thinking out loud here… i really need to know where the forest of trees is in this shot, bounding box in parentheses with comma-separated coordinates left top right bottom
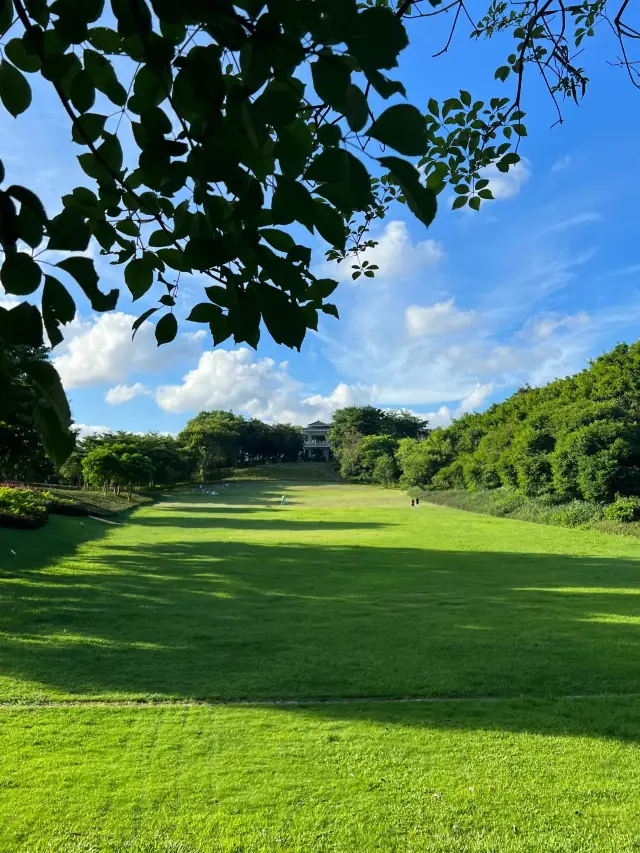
(394, 342, 640, 505)
(55, 414, 303, 493)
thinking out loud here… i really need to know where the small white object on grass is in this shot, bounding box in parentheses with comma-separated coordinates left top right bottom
(10, 549, 16, 556)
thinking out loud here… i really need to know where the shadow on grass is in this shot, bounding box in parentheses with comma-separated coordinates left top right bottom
(3, 507, 640, 743)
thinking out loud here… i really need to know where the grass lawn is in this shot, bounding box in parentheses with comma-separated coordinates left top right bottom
(2, 481, 640, 850)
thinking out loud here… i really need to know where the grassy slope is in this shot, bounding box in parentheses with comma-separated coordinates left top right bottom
(223, 461, 342, 481)
(3, 485, 640, 850)
(47, 486, 154, 515)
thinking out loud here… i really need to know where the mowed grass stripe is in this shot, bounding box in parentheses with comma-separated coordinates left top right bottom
(3, 481, 640, 702)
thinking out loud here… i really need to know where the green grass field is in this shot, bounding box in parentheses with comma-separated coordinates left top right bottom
(2, 481, 640, 851)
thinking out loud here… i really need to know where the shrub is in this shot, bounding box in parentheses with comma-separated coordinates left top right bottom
(604, 495, 640, 522)
(0, 487, 48, 529)
(550, 500, 603, 528)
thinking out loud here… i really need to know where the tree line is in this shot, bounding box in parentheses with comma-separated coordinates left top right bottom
(57, 414, 303, 493)
(386, 342, 640, 505)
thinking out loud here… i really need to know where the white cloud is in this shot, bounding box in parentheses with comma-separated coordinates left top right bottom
(481, 158, 531, 200)
(105, 382, 148, 405)
(528, 312, 590, 341)
(419, 383, 494, 428)
(321, 220, 444, 284)
(155, 347, 372, 425)
(405, 299, 476, 338)
(551, 154, 571, 172)
(75, 424, 112, 439)
(54, 312, 205, 389)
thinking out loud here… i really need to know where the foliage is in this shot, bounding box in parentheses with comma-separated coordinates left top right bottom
(81, 447, 123, 493)
(397, 341, 640, 506)
(0, 0, 529, 463)
(420, 487, 606, 531)
(0, 484, 49, 527)
(603, 495, 640, 523)
(178, 410, 302, 480)
(0, 343, 66, 478)
(371, 453, 398, 485)
(329, 406, 427, 480)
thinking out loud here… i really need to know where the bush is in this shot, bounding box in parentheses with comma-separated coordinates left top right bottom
(604, 495, 640, 522)
(0, 487, 48, 529)
(550, 500, 604, 528)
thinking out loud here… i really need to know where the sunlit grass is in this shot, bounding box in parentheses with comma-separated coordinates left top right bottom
(2, 481, 640, 850)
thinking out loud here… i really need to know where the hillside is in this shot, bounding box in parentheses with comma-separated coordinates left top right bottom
(398, 341, 640, 506)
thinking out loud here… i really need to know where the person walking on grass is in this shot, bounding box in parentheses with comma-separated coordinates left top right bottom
(416, 497, 420, 507)
(411, 498, 415, 509)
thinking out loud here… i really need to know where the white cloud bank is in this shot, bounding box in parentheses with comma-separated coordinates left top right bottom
(405, 299, 476, 338)
(105, 383, 149, 405)
(156, 348, 375, 425)
(54, 312, 205, 389)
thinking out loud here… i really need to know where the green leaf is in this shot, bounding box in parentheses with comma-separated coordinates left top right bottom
(427, 98, 440, 118)
(5, 37, 41, 72)
(317, 124, 342, 147)
(313, 201, 346, 250)
(307, 149, 373, 212)
(322, 303, 339, 319)
(129, 63, 169, 113)
(346, 7, 408, 71)
(156, 247, 191, 272)
(460, 90, 472, 107)
(111, 0, 152, 36)
(47, 208, 91, 251)
(495, 66, 510, 82)
(452, 195, 467, 210)
(256, 283, 306, 349)
(155, 311, 177, 346)
(343, 84, 369, 132)
(0, 60, 32, 117)
(311, 53, 350, 111)
(34, 400, 76, 466)
(364, 68, 406, 99)
(42, 274, 76, 347)
(116, 218, 140, 237)
(84, 49, 127, 105)
(70, 70, 96, 113)
(187, 302, 222, 323)
(87, 26, 121, 52)
(1, 251, 41, 295)
(0, 300, 43, 346)
(272, 177, 315, 232)
(132, 306, 158, 339)
(56, 256, 118, 311)
(0, 0, 13, 37)
(22, 358, 71, 427)
(99, 132, 124, 172)
(366, 104, 427, 157)
(0, 190, 18, 248)
(148, 229, 173, 247)
(513, 123, 528, 137)
(478, 188, 494, 200)
(379, 156, 437, 228)
(125, 256, 154, 300)
(7, 185, 47, 228)
(469, 196, 481, 211)
(71, 112, 106, 144)
(260, 228, 295, 253)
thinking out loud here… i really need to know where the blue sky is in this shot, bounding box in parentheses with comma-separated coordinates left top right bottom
(2, 8, 640, 437)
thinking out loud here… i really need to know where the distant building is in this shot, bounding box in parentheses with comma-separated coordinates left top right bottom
(302, 420, 332, 460)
